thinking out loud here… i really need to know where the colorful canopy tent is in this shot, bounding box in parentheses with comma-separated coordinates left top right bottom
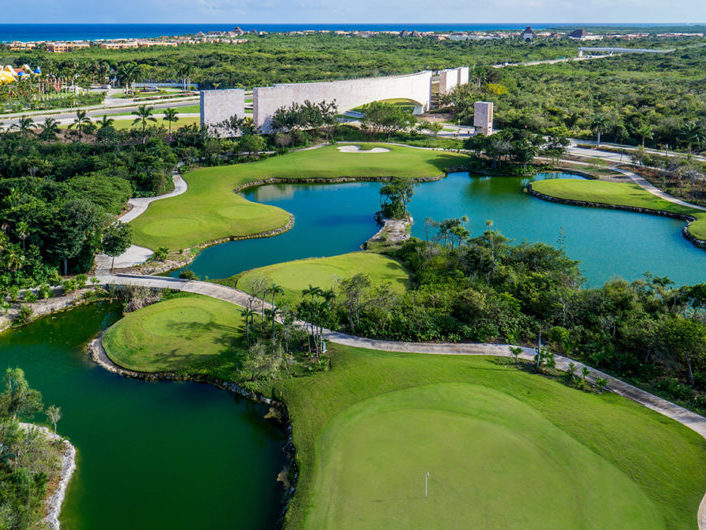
(0, 65, 40, 85)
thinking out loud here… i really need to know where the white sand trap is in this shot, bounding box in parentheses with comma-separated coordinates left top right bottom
(337, 145, 391, 153)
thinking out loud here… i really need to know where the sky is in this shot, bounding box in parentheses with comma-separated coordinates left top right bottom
(6, 0, 706, 24)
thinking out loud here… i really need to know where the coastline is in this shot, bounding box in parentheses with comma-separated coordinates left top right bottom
(18, 423, 77, 530)
(526, 183, 706, 250)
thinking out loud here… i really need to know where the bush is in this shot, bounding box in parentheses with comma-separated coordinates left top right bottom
(23, 292, 38, 303)
(37, 284, 53, 299)
(179, 269, 199, 280)
(14, 305, 33, 325)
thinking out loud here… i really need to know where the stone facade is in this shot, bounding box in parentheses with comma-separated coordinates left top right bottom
(200, 88, 246, 136)
(438, 66, 469, 95)
(253, 71, 433, 132)
(473, 101, 494, 135)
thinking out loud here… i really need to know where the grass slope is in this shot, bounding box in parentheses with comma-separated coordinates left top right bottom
(103, 294, 245, 375)
(130, 144, 466, 251)
(217, 252, 408, 306)
(532, 179, 706, 241)
(276, 346, 706, 529)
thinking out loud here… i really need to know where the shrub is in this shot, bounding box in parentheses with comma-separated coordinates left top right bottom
(38, 284, 53, 299)
(179, 269, 199, 280)
(23, 292, 38, 303)
(14, 305, 33, 325)
(152, 247, 169, 262)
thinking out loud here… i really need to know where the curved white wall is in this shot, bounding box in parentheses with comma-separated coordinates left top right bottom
(253, 71, 432, 132)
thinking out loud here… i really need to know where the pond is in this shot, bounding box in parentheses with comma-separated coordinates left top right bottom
(176, 173, 706, 287)
(0, 303, 287, 529)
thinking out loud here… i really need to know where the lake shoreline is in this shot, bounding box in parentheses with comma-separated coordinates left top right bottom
(526, 183, 706, 250)
(18, 422, 77, 530)
(87, 331, 298, 525)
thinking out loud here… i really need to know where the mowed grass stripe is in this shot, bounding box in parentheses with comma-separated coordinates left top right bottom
(531, 179, 706, 241)
(130, 144, 467, 250)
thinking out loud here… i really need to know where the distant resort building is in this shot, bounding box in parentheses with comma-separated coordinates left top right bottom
(519, 27, 536, 42)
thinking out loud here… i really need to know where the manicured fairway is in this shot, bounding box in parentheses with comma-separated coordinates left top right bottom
(276, 346, 706, 529)
(130, 144, 466, 250)
(531, 179, 706, 240)
(103, 294, 245, 374)
(218, 251, 408, 305)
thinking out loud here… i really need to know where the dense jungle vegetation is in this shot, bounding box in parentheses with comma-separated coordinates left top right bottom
(443, 46, 706, 150)
(0, 33, 692, 89)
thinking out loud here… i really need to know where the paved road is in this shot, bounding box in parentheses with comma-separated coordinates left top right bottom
(0, 96, 199, 128)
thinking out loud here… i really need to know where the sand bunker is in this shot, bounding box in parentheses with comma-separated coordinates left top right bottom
(337, 145, 391, 153)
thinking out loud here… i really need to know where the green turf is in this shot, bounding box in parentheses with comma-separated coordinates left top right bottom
(276, 345, 706, 529)
(218, 252, 408, 306)
(101, 292, 706, 528)
(102, 294, 245, 374)
(531, 179, 706, 241)
(130, 143, 466, 251)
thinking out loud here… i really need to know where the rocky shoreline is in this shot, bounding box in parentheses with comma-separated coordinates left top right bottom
(365, 216, 413, 248)
(87, 332, 298, 525)
(0, 289, 96, 334)
(19, 423, 76, 530)
(526, 183, 706, 250)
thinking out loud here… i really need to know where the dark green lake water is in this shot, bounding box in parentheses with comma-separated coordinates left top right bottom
(177, 173, 706, 287)
(0, 303, 287, 529)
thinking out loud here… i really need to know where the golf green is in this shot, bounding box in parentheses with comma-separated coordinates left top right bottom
(219, 251, 409, 306)
(308, 383, 662, 529)
(277, 346, 706, 529)
(130, 143, 466, 251)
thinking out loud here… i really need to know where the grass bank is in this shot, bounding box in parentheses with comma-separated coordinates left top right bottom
(530, 179, 706, 241)
(130, 143, 467, 251)
(102, 292, 706, 529)
(216, 251, 409, 306)
(103, 294, 245, 376)
(275, 345, 706, 529)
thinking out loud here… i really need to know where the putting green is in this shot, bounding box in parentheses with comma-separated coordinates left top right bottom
(531, 179, 706, 241)
(219, 252, 408, 306)
(103, 294, 246, 374)
(130, 143, 466, 251)
(308, 383, 661, 528)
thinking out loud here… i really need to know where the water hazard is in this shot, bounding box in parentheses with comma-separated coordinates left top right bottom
(177, 173, 706, 287)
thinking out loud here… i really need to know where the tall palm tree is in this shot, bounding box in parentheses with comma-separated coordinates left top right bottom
(97, 114, 115, 129)
(117, 62, 140, 95)
(68, 109, 92, 140)
(682, 122, 705, 154)
(10, 116, 35, 137)
(132, 105, 157, 141)
(591, 113, 611, 146)
(635, 123, 654, 147)
(38, 117, 60, 141)
(240, 308, 256, 346)
(162, 107, 179, 136)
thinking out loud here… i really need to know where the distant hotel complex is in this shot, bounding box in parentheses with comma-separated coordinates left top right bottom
(3, 25, 703, 53)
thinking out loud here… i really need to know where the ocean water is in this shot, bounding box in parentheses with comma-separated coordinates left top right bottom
(0, 23, 683, 43)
